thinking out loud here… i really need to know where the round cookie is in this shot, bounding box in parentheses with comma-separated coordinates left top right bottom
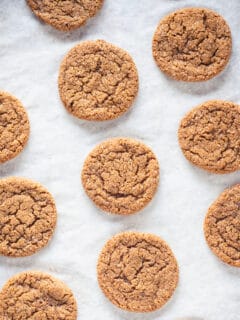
(26, 0, 104, 31)
(178, 100, 240, 174)
(0, 91, 30, 163)
(81, 138, 159, 214)
(0, 271, 77, 319)
(97, 231, 179, 312)
(152, 8, 232, 81)
(59, 40, 139, 121)
(0, 177, 57, 257)
(204, 184, 240, 267)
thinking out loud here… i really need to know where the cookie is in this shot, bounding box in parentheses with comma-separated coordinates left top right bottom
(204, 184, 240, 267)
(178, 100, 240, 174)
(26, 0, 104, 31)
(0, 177, 57, 257)
(0, 91, 30, 163)
(59, 40, 139, 121)
(152, 8, 232, 81)
(97, 231, 179, 312)
(81, 138, 159, 214)
(0, 271, 77, 319)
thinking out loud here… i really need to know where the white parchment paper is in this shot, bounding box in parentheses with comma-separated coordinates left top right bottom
(0, 1, 239, 319)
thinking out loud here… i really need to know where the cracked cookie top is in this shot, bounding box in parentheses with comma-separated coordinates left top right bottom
(204, 185, 240, 267)
(27, 0, 104, 31)
(0, 92, 30, 164)
(0, 271, 77, 319)
(178, 100, 240, 174)
(81, 138, 159, 215)
(97, 232, 179, 312)
(0, 177, 57, 257)
(59, 40, 139, 121)
(152, 8, 232, 81)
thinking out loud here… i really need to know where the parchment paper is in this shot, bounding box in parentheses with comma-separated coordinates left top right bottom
(0, 1, 239, 319)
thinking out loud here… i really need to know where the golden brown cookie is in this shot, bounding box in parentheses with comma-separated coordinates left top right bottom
(97, 231, 179, 312)
(204, 184, 240, 267)
(0, 91, 30, 163)
(81, 138, 159, 214)
(59, 40, 139, 121)
(178, 100, 240, 174)
(0, 271, 77, 319)
(26, 0, 104, 31)
(152, 8, 232, 81)
(0, 177, 57, 257)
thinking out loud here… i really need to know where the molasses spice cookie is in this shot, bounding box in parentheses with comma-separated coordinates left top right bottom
(178, 100, 240, 174)
(27, 0, 104, 31)
(152, 8, 232, 81)
(97, 232, 179, 312)
(59, 40, 139, 121)
(0, 91, 30, 163)
(0, 177, 57, 257)
(204, 184, 240, 267)
(0, 271, 77, 319)
(81, 138, 159, 215)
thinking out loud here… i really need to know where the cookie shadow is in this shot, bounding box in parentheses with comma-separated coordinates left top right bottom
(69, 110, 132, 136)
(104, 283, 180, 320)
(217, 258, 240, 276)
(37, 4, 106, 44)
(161, 62, 231, 96)
(63, 95, 142, 138)
(0, 234, 59, 273)
(182, 159, 240, 188)
(86, 196, 158, 226)
(0, 254, 39, 272)
(83, 177, 161, 230)
(0, 149, 29, 178)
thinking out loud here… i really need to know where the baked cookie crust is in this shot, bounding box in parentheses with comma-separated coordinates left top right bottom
(178, 100, 240, 173)
(0, 271, 77, 319)
(0, 177, 57, 257)
(97, 231, 179, 312)
(81, 138, 159, 214)
(27, 0, 104, 31)
(0, 91, 29, 163)
(204, 184, 240, 267)
(152, 8, 232, 81)
(59, 40, 138, 121)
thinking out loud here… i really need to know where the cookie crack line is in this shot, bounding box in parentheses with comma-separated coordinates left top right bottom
(204, 184, 240, 267)
(0, 91, 30, 163)
(81, 138, 159, 215)
(0, 177, 57, 257)
(178, 100, 240, 174)
(0, 271, 78, 320)
(97, 232, 179, 312)
(88, 152, 154, 200)
(26, 0, 104, 31)
(58, 40, 139, 121)
(152, 7, 232, 82)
